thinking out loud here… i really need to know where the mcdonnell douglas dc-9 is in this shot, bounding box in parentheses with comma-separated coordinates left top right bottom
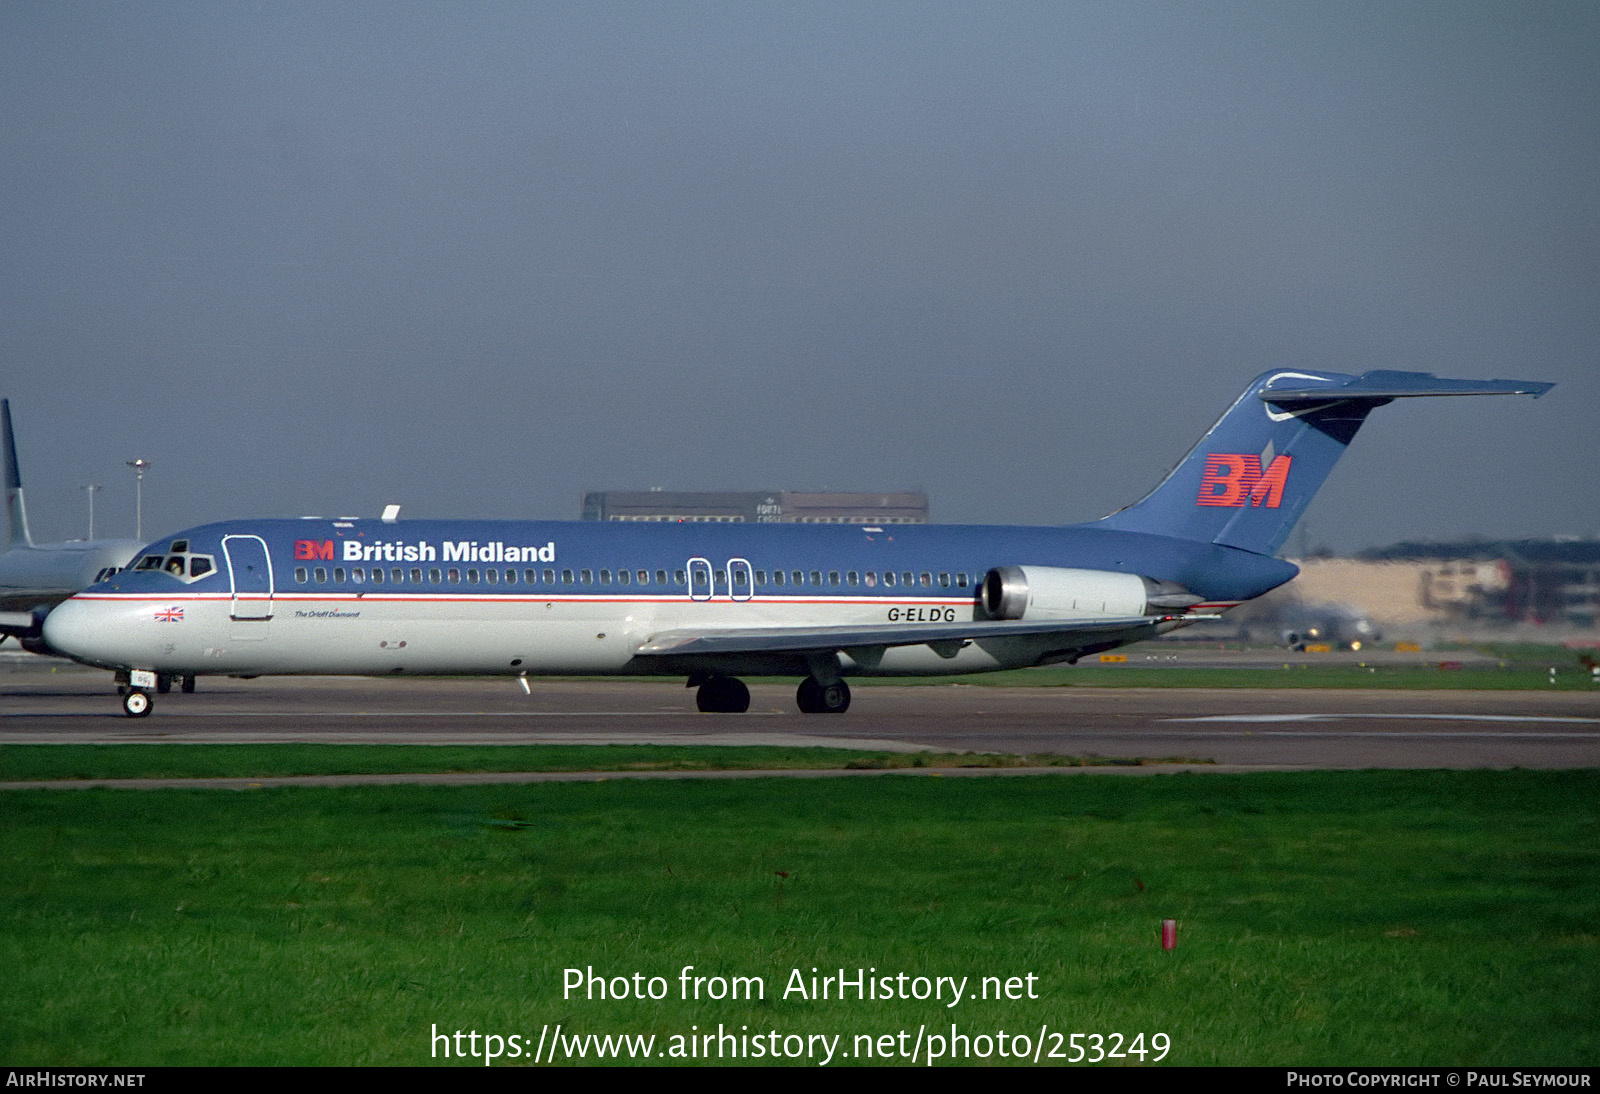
(41, 369, 1550, 717)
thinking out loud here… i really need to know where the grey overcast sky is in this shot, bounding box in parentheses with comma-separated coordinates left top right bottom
(3, 1, 1596, 553)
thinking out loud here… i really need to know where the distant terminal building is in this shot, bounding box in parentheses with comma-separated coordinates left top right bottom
(1357, 538, 1600, 628)
(1265, 538, 1600, 632)
(581, 490, 928, 525)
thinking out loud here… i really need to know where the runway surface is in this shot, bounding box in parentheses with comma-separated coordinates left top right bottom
(4, 655, 1597, 770)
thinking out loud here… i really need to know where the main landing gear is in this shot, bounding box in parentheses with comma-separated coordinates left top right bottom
(690, 674, 852, 714)
(694, 675, 751, 713)
(796, 676, 851, 714)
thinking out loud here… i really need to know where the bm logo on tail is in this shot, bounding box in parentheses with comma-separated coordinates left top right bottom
(1196, 454, 1292, 508)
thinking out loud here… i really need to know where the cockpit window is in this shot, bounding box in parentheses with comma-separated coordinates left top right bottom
(169, 540, 189, 553)
(133, 548, 216, 583)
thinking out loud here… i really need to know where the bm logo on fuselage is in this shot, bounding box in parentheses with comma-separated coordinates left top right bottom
(295, 540, 335, 560)
(1196, 454, 1292, 508)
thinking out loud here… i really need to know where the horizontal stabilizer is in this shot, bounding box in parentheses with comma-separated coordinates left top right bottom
(1261, 371, 1553, 406)
(636, 614, 1214, 657)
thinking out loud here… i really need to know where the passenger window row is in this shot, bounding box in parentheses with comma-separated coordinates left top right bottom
(288, 566, 977, 590)
(755, 570, 973, 590)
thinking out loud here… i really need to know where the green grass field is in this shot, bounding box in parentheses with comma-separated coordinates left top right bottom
(3, 767, 1596, 1066)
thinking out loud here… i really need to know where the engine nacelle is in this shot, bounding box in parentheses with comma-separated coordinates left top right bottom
(19, 634, 57, 657)
(0, 607, 54, 656)
(981, 565, 1201, 621)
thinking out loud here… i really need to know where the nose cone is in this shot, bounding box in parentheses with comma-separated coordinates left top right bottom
(42, 595, 136, 668)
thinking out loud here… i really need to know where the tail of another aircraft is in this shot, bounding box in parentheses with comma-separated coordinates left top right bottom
(1093, 369, 1552, 557)
(3, 399, 34, 549)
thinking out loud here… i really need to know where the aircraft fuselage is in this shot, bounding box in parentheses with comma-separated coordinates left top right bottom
(41, 517, 1289, 679)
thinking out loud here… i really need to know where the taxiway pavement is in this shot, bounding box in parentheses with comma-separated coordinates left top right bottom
(4, 656, 1596, 770)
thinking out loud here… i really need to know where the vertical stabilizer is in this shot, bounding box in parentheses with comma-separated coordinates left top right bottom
(2, 399, 34, 549)
(1094, 370, 1553, 557)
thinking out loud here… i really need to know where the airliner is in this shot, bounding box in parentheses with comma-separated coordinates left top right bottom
(40, 369, 1550, 717)
(0, 399, 143, 652)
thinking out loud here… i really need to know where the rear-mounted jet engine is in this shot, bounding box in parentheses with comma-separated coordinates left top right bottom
(981, 565, 1203, 620)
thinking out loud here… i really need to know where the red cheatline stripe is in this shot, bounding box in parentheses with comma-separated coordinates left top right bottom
(72, 593, 983, 607)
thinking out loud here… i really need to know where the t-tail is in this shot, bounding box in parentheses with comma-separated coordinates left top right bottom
(3, 399, 34, 550)
(1093, 369, 1553, 557)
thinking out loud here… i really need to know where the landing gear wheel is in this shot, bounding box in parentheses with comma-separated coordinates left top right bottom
(156, 674, 172, 694)
(797, 677, 850, 714)
(122, 690, 152, 718)
(695, 676, 750, 714)
(181, 676, 196, 694)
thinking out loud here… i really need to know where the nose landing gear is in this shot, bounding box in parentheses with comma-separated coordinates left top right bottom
(113, 671, 195, 716)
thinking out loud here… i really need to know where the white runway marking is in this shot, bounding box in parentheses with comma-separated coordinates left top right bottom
(0, 730, 932, 751)
(1168, 713, 1600, 725)
(174, 710, 789, 718)
(1143, 730, 1600, 740)
(0, 709, 782, 718)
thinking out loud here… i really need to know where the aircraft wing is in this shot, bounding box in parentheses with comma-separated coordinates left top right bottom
(634, 613, 1214, 657)
(0, 609, 42, 639)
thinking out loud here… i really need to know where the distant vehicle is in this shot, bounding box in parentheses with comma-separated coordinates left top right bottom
(40, 369, 1551, 717)
(1281, 604, 1382, 652)
(0, 399, 143, 653)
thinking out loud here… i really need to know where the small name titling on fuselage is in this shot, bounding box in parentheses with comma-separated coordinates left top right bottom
(353, 539, 557, 564)
(294, 539, 558, 564)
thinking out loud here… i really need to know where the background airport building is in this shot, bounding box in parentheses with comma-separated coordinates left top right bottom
(1289, 540, 1600, 627)
(1233, 538, 1600, 642)
(581, 489, 928, 525)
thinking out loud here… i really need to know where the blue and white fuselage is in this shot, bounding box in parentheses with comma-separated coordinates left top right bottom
(40, 368, 1552, 716)
(42, 517, 1283, 679)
